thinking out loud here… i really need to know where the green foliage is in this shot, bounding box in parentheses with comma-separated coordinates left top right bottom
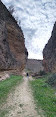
(0, 110, 8, 117)
(39, 70, 46, 76)
(30, 77, 56, 117)
(47, 73, 56, 86)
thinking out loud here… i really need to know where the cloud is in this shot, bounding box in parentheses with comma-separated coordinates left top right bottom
(1, 0, 56, 59)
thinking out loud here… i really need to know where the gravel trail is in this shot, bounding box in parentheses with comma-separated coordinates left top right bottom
(3, 76, 44, 117)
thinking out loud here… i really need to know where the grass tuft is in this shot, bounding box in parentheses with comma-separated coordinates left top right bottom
(0, 75, 22, 105)
(0, 75, 22, 117)
(30, 76, 56, 117)
(46, 73, 56, 86)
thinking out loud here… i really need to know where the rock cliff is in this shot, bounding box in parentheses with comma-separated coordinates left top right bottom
(0, 1, 27, 72)
(43, 22, 56, 72)
(26, 59, 44, 73)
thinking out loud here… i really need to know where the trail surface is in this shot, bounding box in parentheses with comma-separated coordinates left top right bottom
(3, 76, 44, 117)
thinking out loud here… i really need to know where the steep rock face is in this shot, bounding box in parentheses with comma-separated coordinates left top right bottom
(0, 1, 27, 71)
(43, 22, 56, 72)
(0, 20, 16, 70)
(26, 59, 44, 73)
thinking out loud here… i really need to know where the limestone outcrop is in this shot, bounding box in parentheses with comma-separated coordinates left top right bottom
(0, 1, 27, 72)
(43, 22, 56, 72)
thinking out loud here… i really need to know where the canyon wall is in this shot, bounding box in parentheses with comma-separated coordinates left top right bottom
(43, 22, 56, 72)
(26, 59, 44, 73)
(0, 1, 27, 72)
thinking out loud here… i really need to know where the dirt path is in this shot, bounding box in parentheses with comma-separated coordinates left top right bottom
(3, 76, 43, 117)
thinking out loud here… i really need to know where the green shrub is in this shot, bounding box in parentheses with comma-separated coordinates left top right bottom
(47, 73, 56, 86)
(39, 70, 46, 76)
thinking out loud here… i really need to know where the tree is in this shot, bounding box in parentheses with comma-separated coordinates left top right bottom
(9, 5, 14, 14)
(9, 5, 21, 26)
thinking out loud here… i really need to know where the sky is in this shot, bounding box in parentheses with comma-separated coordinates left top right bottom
(1, 0, 56, 59)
